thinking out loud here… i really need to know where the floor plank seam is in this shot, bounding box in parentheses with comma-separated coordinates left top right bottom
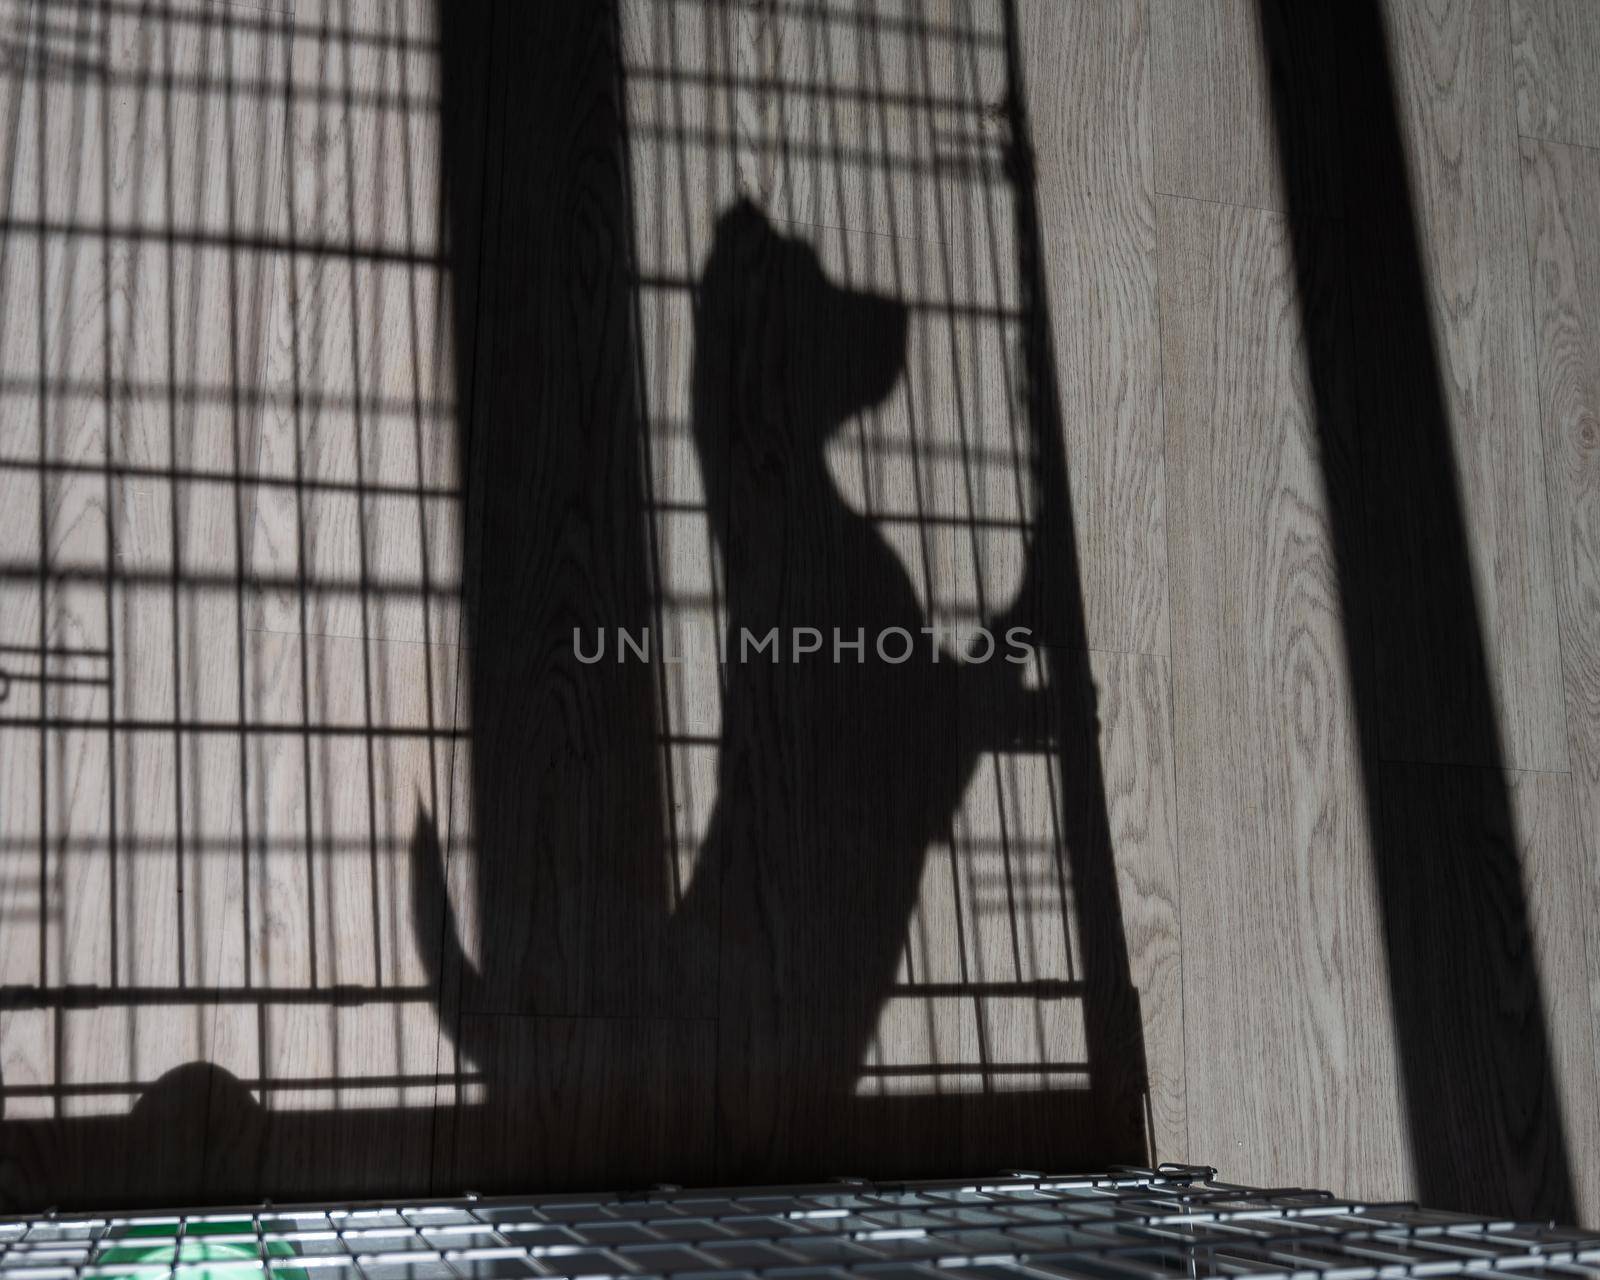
(1152, 185, 1344, 223)
(1518, 131, 1600, 156)
(1028, 641, 1173, 662)
(1083, 644, 1172, 661)
(244, 624, 463, 648)
(207, 1, 293, 19)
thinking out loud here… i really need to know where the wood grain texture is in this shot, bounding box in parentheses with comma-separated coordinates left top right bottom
(1157, 192, 1408, 1200)
(1513, 0, 1600, 149)
(1516, 770, 1600, 1227)
(251, 0, 461, 650)
(1378, 764, 1600, 1223)
(0, 0, 287, 1205)
(951, 648, 1186, 1167)
(0, 0, 488, 1207)
(1522, 129, 1600, 846)
(195, 0, 473, 1199)
(1150, 0, 1340, 215)
(715, 0, 1002, 247)
(1021, 0, 1168, 656)
(1091, 650, 1186, 1163)
(1521, 136, 1600, 1154)
(1255, 0, 1580, 1221)
(1352, 0, 1565, 773)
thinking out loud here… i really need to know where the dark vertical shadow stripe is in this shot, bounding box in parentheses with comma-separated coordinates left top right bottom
(1259, 0, 1577, 1222)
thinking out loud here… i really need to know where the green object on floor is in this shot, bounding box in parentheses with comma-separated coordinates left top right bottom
(96, 1220, 309, 1280)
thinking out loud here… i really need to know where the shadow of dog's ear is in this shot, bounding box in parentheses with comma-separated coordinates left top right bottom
(717, 195, 771, 242)
(702, 198, 776, 292)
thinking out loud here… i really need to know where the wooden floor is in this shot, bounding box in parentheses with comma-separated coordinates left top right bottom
(0, 0, 1597, 1226)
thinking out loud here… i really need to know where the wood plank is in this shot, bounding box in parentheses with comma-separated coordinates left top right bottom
(1520, 137, 1600, 1190)
(1522, 130, 1600, 841)
(0, 35, 41, 1184)
(1021, 0, 1168, 656)
(1275, 1, 1581, 1221)
(0, 0, 289, 1206)
(1377, 764, 1600, 1223)
(199, 0, 475, 1200)
(251, 0, 461, 650)
(415, 0, 493, 1183)
(1091, 650, 1186, 1162)
(1352, 0, 1565, 773)
(106, 0, 289, 1133)
(1513, 0, 1600, 149)
(1518, 769, 1600, 1228)
(1150, 0, 1340, 215)
(1157, 192, 1408, 1199)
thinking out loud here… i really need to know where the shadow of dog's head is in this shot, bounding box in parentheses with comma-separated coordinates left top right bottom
(693, 200, 907, 459)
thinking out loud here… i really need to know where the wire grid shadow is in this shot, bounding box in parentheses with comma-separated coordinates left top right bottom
(0, 0, 473, 1134)
(0, 0, 1164, 1204)
(619, 0, 1097, 1102)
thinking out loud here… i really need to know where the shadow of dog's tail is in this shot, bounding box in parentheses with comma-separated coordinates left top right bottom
(409, 800, 487, 1063)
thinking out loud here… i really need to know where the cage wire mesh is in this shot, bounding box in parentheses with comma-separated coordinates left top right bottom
(0, 0, 470, 1119)
(2, 1170, 1599, 1280)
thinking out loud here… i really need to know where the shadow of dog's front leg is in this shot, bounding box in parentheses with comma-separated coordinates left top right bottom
(955, 631, 1085, 755)
(957, 629, 1152, 1164)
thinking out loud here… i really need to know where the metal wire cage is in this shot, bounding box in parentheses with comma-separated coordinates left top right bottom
(3, 1169, 1600, 1280)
